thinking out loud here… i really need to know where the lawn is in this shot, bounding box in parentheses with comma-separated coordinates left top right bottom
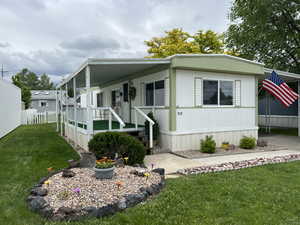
(1, 124, 300, 225)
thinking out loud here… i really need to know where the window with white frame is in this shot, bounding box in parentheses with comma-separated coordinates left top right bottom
(203, 80, 233, 106)
(145, 80, 165, 106)
(39, 100, 48, 107)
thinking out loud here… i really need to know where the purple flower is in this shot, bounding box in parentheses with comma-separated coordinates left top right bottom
(73, 187, 81, 194)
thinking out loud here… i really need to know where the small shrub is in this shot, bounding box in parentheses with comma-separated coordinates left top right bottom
(200, 136, 216, 153)
(145, 112, 159, 141)
(240, 136, 256, 149)
(88, 132, 146, 165)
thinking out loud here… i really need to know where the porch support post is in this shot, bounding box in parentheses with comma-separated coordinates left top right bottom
(65, 83, 69, 138)
(55, 88, 59, 132)
(73, 78, 78, 147)
(86, 65, 93, 140)
(297, 80, 300, 136)
(60, 87, 63, 136)
(169, 68, 176, 132)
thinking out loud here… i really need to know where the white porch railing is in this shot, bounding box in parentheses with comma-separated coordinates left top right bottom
(134, 107, 155, 148)
(91, 107, 125, 130)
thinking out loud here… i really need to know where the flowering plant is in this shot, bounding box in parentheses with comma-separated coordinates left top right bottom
(95, 157, 115, 169)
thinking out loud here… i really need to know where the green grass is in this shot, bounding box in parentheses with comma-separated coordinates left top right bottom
(259, 127, 298, 136)
(1, 124, 300, 225)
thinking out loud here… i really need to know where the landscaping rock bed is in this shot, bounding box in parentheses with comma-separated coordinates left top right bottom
(173, 144, 288, 159)
(27, 166, 165, 221)
(178, 154, 300, 175)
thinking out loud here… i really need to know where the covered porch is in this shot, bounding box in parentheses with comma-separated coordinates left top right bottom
(56, 58, 170, 150)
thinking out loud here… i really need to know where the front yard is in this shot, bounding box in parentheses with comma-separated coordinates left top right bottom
(1, 124, 300, 225)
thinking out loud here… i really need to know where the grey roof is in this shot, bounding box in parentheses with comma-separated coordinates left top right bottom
(31, 90, 57, 100)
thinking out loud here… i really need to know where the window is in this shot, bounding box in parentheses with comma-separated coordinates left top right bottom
(40, 100, 48, 107)
(203, 80, 218, 105)
(123, 83, 129, 102)
(220, 81, 233, 105)
(97, 93, 103, 107)
(145, 80, 165, 106)
(203, 80, 233, 106)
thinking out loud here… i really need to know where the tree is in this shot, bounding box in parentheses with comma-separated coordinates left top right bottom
(12, 75, 31, 109)
(226, 0, 300, 73)
(39, 73, 54, 90)
(12, 68, 55, 90)
(145, 28, 199, 58)
(145, 28, 236, 58)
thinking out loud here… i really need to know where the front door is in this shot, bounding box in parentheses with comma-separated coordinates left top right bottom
(111, 89, 121, 115)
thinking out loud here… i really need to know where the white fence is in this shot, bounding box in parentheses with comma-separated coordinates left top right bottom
(21, 109, 57, 125)
(258, 115, 298, 128)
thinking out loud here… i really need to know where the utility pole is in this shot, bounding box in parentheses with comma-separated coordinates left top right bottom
(1, 64, 9, 79)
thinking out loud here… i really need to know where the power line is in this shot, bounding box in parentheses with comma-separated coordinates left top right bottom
(1, 65, 9, 79)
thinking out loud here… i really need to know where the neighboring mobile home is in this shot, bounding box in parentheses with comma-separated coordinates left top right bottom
(30, 90, 57, 113)
(57, 54, 300, 152)
(0, 79, 21, 138)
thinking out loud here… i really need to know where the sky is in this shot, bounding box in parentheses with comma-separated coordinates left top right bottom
(0, 0, 232, 84)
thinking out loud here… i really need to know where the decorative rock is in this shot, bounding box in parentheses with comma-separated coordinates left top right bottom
(29, 197, 48, 212)
(83, 206, 98, 217)
(117, 198, 127, 210)
(62, 169, 75, 178)
(40, 206, 54, 218)
(152, 168, 165, 176)
(57, 206, 75, 215)
(67, 159, 80, 168)
(115, 158, 125, 168)
(31, 187, 48, 196)
(257, 139, 268, 147)
(178, 154, 300, 175)
(130, 169, 145, 177)
(97, 203, 118, 217)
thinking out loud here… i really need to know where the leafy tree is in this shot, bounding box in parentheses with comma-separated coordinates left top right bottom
(145, 28, 234, 58)
(39, 73, 54, 90)
(145, 28, 199, 58)
(226, 0, 300, 73)
(14, 68, 40, 90)
(12, 75, 31, 109)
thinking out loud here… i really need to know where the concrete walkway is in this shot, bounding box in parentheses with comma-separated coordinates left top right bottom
(145, 150, 299, 174)
(145, 134, 300, 175)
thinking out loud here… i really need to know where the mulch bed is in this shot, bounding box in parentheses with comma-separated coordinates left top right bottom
(173, 145, 288, 159)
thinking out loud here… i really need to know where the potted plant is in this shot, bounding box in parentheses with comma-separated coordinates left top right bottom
(94, 157, 115, 179)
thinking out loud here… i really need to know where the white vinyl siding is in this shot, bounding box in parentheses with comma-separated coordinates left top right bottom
(165, 78, 169, 107)
(235, 80, 241, 107)
(194, 78, 202, 106)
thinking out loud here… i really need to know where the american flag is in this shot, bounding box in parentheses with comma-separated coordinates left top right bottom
(262, 71, 299, 107)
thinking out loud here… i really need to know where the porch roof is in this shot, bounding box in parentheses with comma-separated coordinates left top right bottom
(58, 58, 171, 88)
(263, 68, 300, 82)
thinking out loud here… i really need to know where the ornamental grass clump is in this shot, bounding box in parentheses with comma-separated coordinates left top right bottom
(95, 157, 115, 169)
(240, 136, 256, 149)
(200, 136, 216, 153)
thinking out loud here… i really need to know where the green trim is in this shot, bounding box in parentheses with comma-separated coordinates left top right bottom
(255, 76, 258, 126)
(169, 68, 176, 131)
(172, 66, 264, 76)
(170, 55, 265, 76)
(99, 64, 170, 88)
(176, 106, 255, 109)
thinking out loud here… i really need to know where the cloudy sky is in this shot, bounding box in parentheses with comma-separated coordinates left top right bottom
(0, 0, 232, 83)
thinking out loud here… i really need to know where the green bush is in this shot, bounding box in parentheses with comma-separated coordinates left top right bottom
(200, 136, 216, 153)
(88, 132, 146, 165)
(145, 112, 159, 141)
(240, 136, 256, 149)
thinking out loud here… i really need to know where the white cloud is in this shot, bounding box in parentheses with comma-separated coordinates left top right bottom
(0, 0, 232, 83)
